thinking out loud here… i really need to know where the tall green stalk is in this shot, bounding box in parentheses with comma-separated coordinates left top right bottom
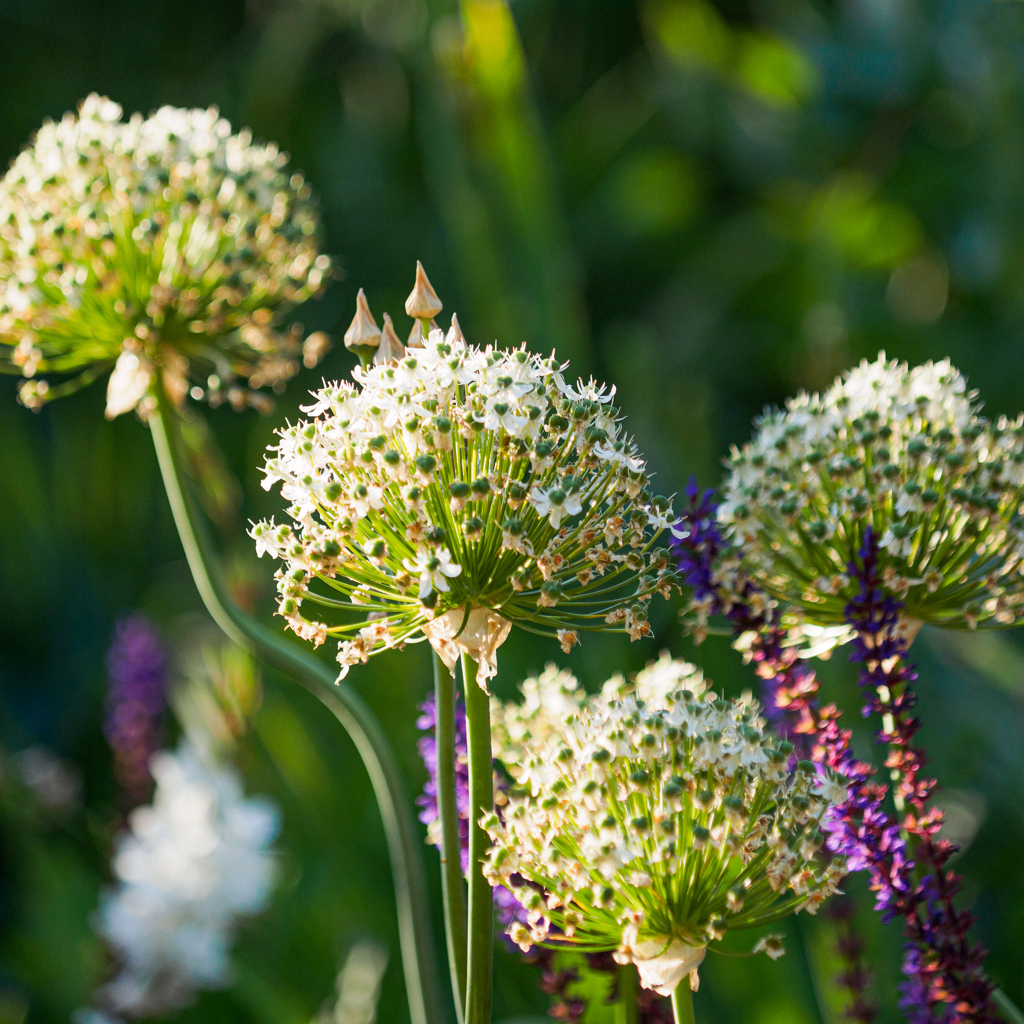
(148, 379, 441, 1024)
(460, 652, 494, 1024)
(434, 652, 467, 1024)
(670, 985, 696, 1024)
(614, 965, 639, 1024)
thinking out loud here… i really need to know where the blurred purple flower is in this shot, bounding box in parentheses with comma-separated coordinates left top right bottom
(105, 612, 167, 806)
(415, 692, 522, 928)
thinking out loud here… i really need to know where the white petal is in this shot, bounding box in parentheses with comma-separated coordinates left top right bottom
(105, 351, 152, 420)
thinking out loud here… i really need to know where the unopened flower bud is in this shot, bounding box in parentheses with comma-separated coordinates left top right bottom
(344, 289, 382, 357)
(405, 261, 443, 320)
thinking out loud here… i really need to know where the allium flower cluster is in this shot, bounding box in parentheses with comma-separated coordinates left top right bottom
(95, 742, 279, 1017)
(490, 654, 706, 767)
(0, 95, 331, 417)
(253, 323, 677, 681)
(720, 353, 1024, 630)
(484, 665, 847, 996)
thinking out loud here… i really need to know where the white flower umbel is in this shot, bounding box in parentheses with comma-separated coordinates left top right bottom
(0, 95, 331, 416)
(490, 654, 707, 770)
(484, 660, 847, 995)
(252, 299, 679, 683)
(95, 741, 279, 1017)
(720, 352, 1024, 629)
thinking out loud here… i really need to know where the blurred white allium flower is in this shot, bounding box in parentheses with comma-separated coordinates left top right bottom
(719, 352, 1024, 630)
(12, 744, 83, 817)
(0, 94, 331, 417)
(252, 281, 679, 683)
(484, 657, 847, 996)
(95, 741, 279, 1017)
(313, 940, 390, 1024)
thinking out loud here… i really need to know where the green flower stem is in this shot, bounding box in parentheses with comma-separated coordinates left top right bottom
(670, 985, 696, 1024)
(460, 651, 494, 1024)
(148, 380, 441, 1024)
(434, 651, 468, 1024)
(614, 964, 639, 1024)
(994, 988, 1024, 1024)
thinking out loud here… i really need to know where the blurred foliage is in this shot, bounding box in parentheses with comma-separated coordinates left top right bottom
(1, 0, 1024, 1021)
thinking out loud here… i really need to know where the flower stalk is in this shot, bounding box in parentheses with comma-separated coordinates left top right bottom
(461, 651, 494, 1024)
(434, 652, 468, 1023)
(616, 964, 640, 1024)
(148, 376, 441, 1024)
(670, 985, 695, 1024)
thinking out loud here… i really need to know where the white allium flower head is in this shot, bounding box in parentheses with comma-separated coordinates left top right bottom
(95, 741, 279, 1017)
(0, 94, 331, 417)
(252, 272, 680, 685)
(484, 657, 847, 993)
(719, 352, 1024, 630)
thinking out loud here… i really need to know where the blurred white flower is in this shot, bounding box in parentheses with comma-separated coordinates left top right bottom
(314, 940, 390, 1024)
(12, 744, 82, 817)
(94, 741, 279, 1017)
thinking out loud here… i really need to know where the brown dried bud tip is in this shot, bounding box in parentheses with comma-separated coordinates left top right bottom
(344, 289, 381, 352)
(448, 312, 465, 345)
(374, 313, 407, 365)
(404, 261, 443, 320)
(407, 317, 438, 350)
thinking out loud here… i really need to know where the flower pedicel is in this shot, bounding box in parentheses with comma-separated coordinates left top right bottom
(0, 94, 331, 417)
(485, 659, 847, 1000)
(252, 271, 679, 683)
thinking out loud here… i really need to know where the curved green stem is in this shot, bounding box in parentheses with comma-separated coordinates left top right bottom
(670, 984, 696, 1024)
(148, 381, 441, 1024)
(460, 652, 493, 1024)
(435, 652, 467, 1023)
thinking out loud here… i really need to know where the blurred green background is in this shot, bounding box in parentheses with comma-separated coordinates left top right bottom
(1, 0, 1024, 1021)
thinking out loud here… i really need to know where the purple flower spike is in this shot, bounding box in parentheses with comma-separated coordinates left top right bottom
(673, 483, 885, 1024)
(105, 612, 168, 806)
(845, 532, 999, 1023)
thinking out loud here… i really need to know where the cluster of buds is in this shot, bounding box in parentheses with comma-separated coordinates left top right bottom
(252, 272, 678, 681)
(0, 94, 331, 417)
(483, 659, 848, 996)
(720, 353, 1024, 630)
